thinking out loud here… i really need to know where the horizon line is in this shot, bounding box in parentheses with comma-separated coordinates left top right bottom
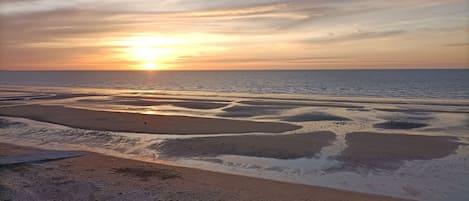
(1, 67, 469, 72)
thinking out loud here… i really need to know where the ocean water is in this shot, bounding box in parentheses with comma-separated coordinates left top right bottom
(0, 69, 468, 99)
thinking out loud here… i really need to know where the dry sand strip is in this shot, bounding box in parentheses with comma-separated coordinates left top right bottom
(158, 131, 336, 159)
(0, 143, 411, 201)
(0, 105, 300, 135)
(336, 132, 464, 171)
(113, 100, 228, 110)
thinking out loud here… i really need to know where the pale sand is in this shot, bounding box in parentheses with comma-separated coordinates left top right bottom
(0, 105, 300, 134)
(114, 100, 228, 109)
(336, 132, 463, 171)
(158, 131, 336, 159)
(0, 143, 410, 201)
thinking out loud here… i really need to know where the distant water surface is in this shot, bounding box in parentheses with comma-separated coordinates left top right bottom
(0, 70, 468, 99)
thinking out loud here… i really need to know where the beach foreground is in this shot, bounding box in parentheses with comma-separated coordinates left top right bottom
(0, 85, 468, 201)
(0, 143, 409, 201)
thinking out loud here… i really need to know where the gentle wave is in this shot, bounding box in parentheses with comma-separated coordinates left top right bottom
(1, 69, 468, 99)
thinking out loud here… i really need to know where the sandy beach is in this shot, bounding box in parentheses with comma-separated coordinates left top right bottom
(0, 143, 410, 201)
(1, 85, 468, 201)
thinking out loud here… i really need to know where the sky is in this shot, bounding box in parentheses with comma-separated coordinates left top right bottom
(0, 0, 468, 70)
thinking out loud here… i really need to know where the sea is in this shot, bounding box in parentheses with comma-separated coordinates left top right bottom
(0, 69, 468, 99)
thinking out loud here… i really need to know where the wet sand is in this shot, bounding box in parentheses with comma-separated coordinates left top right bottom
(240, 100, 364, 108)
(79, 98, 228, 109)
(337, 132, 463, 171)
(116, 95, 231, 103)
(373, 121, 428, 129)
(376, 108, 469, 114)
(0, 105, 300, 135)
(283, 112, 351, 122)
(1, 86, 468, 200)
(0, 143, 410, 201)
(114, 100, 228, 109)
(158, 131, 336, 159)
(218, 105, 294, 117)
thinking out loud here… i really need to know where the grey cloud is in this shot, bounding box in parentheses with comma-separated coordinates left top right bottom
(444, 42, 469, 47)
(175, 56, 340, 64)
(302, 30, 405, 44)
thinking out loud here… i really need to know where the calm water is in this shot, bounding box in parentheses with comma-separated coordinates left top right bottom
(0, 70, 468, 99)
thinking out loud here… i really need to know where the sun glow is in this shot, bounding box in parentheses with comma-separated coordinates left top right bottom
(111, 33, 231, 70)
(143, 62, 158, 70)
(117, 36, 177, 70)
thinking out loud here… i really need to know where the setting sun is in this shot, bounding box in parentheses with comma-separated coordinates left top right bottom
(143, 62, 158, 70)
(116, 36, 176, 70)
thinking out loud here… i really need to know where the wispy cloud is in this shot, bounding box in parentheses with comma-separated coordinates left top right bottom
(1, 0, 468, 70)
(444, 43, 469, 47)
(303, 30, 405, 44)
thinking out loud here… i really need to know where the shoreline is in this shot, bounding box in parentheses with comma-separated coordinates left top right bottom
(2, 84, 469, 103)
(0, 142, 411, 201)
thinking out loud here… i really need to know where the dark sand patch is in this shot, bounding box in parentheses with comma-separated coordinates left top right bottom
(111, 167, 180, 181)
(336, 132, 462, 171)
(1, 93, 93, 101)
(0, 184, 13, 201)
(347, 108, 371, 112)
(240, 100, 364, 109)
(382, 115, 434, 121)
(158, 131, 336, 159)
(283, 112, 351, 122)
(376, 108, 469, 114)
(0, 105, 300, 135)
(116, 100, 228, 109)
(374, 121, 428, 130)
(218, 105, 295, 118)
(34, 94, 91, 100)
(77, 98, 114, 103)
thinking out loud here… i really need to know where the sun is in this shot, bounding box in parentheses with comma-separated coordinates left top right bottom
(117, 36, 175, 70)
(143, 62, 158, 70)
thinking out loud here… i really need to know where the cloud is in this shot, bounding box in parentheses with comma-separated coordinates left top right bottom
(444, 43, 469, 47)
(1, 0, 468, 70)
(302, 30, 405, 44)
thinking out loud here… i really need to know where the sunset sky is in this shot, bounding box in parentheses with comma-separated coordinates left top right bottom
(0, 0, 468, 70)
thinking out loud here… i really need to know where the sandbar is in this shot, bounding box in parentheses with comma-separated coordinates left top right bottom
(158, 131, 336, 159)
(337, 132, 463, 170)
(0, 105, 300, 135)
